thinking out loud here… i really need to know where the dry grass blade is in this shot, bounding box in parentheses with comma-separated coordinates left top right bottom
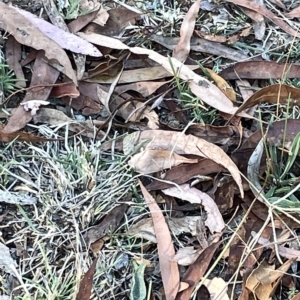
(139, 180, 180, 300)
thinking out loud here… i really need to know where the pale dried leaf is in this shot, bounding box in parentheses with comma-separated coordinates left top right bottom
(173, 247, 202, 266)
(124, 130, 244, 197)
(203, 278, 230, 300)
(173, 0, 201, 62)
(247, 137, 265, 202)
(0, 190, 37, 205)
(12, 5, 102, 57)
(128, 149, 198, 174)
(0, 242, 18, 276)
(162, 184, 225, 233)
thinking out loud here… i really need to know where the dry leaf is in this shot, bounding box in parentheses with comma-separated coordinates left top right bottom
(130, 47, 249, 117)
(284, 6, 300, 18)
(0, 2, 77, 84)
(12, 5, 102, 57)
(128, 149, 198, 174)
(124, 130, 244, 197)
(227, 0, 300, 38)
(76, 257, 98, 300)
(162, 184, 225, 233)
(175, 241, 222, 300)
(173, 247, 202, 266)
(151, 34, 250, 61)
(205, 68, 236, 102)
(173, 0, 201, 62)
(203, 278, 230, 300)
(233, 84, 300, 116)
(220, 62, 300, 80)
(139, 181, 180, 300)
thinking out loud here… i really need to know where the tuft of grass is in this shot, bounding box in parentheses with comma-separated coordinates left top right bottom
(0, 48, 20, 102)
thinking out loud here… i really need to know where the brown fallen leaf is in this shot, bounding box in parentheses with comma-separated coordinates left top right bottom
(124, 130, 244, 197)
(0, 125, 55, 142)
(175, 241, 222, 300)
(68, 8, 100, 33)
(49, 83, 80, 98)
(205, 68, 236, 102)
(139, 180, 180, 300)
(284, 6, 300, 19)
(291, 293, 300, 300)
(162, 184, 225, 233)
(128, 149, 198, 174)
(76, 256, 98, 300)
(5, 36, 26, 87)
(3, 51, 60, 134)
(246, 259, 296, 300)
(146, 159, 226, 191)
(232, 83, 300, 117)
(173, 0, 201, 62)
(227, 0, 300, 38)
(12, 5, 102, 57)
(0, 2, 77, 84)
(151, 34, 250, 61)
(130, 47, 249, 117)
(114, 81, 168, 97)
(220, 61, 300, 80)
(202, 278, 229, 300)
(83, 204, 128, 246)
(269, 0, 286, 9)
(84, 6, 140, 37)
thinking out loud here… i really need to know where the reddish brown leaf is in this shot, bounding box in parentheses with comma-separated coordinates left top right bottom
(146, 159, 226, 191)
(0, 125, 54, 142)
(139, 181, 180, 300)
(76, 257, 98, 300)
(50, 83, 80, 98)
(233, 84, 300, 116)
(125, 130, 244, 197)
(5, 36, 26, 87)
(175, 241, 221, 300)
(220, 61, 300, 79)
(3, 51, 60, 134)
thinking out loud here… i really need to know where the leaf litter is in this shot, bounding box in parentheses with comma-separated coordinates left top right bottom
(1, 0, 300, 299)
